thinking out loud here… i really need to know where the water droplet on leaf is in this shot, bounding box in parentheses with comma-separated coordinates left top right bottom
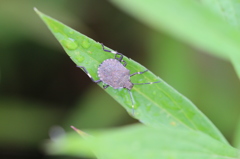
(61, 39, 78, 50)
(76, 55, 84, 63)
(81, 39, 91, 48)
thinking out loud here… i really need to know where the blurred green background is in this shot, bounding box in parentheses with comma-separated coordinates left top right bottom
(1, 0, 240, 158)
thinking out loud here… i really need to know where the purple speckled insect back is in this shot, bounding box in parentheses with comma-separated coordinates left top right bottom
(98, 59, 133, 89)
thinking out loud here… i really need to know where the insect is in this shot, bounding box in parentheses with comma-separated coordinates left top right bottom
(78, 43, 160, 114)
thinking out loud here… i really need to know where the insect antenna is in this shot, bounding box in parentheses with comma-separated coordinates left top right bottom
(133, 81, 161, 85)
(127, 89, 135, 115)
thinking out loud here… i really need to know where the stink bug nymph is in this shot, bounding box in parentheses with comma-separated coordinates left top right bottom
(78, 43, 160, 114)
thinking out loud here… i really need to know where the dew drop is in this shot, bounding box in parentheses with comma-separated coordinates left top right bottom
(61, 39, 78, 50)
(81, 39, 91, 49)
(76, 55, 84, 63)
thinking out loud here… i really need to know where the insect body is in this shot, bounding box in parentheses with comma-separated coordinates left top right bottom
(98, 59, 133, 89)
(78, 43, 160, 114)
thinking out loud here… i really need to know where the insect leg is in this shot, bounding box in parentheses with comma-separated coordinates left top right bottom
(127, 89, 135, 115)
(115, 53, 124, 62)
(122, 60, 127, 67)
(130, 69, 148, 77)
(100, 43, 124, 62)
(133, 81, 161, 85)
(131, 70, 161, 84)
(103, 85, 109, 89)
(77, 66, 102, 83)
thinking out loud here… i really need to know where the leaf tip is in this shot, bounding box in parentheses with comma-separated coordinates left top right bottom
(70, 125, 78, 131)
(70, 126, 90, 137)
(33, 7, 39, 13)
(34, 7, 43, 17)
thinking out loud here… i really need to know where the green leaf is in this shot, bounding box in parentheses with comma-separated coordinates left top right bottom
(199, 0, 240, 80)
(46, 124, 240, 159)
(45, 131, 94, 158)
(233, 117, 240, 149)
(200, 0, 240, 27)
(34, 8, 227, 144)
(110, 0, 240, 76)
